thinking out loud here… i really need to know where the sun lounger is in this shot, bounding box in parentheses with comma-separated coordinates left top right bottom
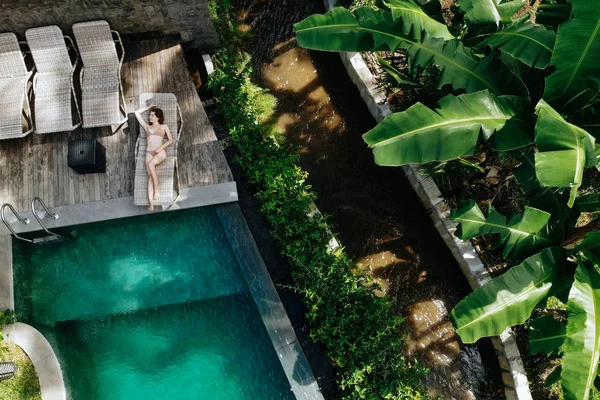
(0, 33, 34, 140)
(72, 20, 126, 130)
(133, 93, 183, 207)
(25, 25, 81, 134)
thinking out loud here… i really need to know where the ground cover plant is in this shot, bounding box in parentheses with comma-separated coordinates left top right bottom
(295, 0, 600, 398)
(0, 310, 40, 400)
(207, 0, 429, 398)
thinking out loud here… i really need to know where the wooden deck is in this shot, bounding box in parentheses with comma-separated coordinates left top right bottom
(0, 37, 233, 213)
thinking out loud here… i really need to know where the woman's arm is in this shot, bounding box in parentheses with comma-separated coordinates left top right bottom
(154, 125, 174, 153)
(134, 104, 155, 130)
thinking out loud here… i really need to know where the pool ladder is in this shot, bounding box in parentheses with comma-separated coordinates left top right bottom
(1, 198, 62, 243)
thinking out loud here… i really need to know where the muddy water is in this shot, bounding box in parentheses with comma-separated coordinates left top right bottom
(233, 0, 502, 398)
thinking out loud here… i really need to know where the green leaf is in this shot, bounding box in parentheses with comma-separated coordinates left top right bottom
(572, 231, 600, 261)
(363, 90, 518, 166)
(293, 7, 376, 52)
(489, 95, 533, 151)
(529, 315, 566, 355)
(294, 7, 528, 95)
(534, 100, 597, 208)
(475, 22, 556, 69)
(575, 194, 600, 213)
(450, 200, 555, 259)
(376, 56, 419, 86)
(543, 0, 600, 115)
(457, 0, 525, 27)
(383, 0, 454, 40)
(545, 364, 562, 387)
(573, 100, 600, 136)
(513, 149, 578, 238)
(561, 261, 600, 400)
(450, 247, 571, 343)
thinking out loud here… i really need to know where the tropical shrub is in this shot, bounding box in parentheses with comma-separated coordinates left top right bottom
(0, 309, 16, 341)
(208, 0, 429, 398)
(295, 0, 600, 398)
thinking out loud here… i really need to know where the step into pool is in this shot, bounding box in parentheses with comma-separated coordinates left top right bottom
(13, 207, 295, 400)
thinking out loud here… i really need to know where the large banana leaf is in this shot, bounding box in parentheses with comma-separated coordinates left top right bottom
(475, 22, 556, 69)
(363, 90, 518, 166)
(561, 261, 600, 400)
(457, 0, 525, 27)
(450, 247, 571, 343)
(543, 0, 600, 115)
(489, 95, 532, 151)
(383, 0, 453, 40)
(294, 7, 527, 95)
(450, 200, 555, 259)
(534, 100, 597, 208)
(529, 315, 566, 355)
(513, 149, 578, 237)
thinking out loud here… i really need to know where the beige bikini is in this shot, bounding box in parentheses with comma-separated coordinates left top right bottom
(146, 127, 165, 155)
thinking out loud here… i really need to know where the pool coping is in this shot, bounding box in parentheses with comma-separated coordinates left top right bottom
(0, 182, 238, 235)
(319, 2, 532, 399)
(3, 322, 66, 400)
(216, 203, 324, 400)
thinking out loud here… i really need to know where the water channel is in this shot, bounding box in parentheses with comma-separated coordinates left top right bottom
(230, 0, 503, 398)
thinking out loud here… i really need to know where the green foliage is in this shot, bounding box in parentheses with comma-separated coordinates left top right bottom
(0, 309, 16, 341)
(450, 247, 573, 342)
(543, 0, 600, 115)
(451, 200, 556, 259)
(528, 315, 566, 355)
(363, 90, 520, 165)
(561, 261, 600, 400)
(208, 1, 428, 398)
(295, 0, 600, 397)
(0, 342, 41, 400)
(534, 100, 597, 207)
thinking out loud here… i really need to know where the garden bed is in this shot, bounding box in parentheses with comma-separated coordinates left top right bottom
(0, 341, 41, 400)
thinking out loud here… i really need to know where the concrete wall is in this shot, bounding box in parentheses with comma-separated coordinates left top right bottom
(0, 0, 219, 48)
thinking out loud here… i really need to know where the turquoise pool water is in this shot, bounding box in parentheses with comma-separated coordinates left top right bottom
(13, 207, 295, 400)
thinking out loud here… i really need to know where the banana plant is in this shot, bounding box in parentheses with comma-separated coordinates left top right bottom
(295, 0, 600, 397)
(543, 0, 600, 115)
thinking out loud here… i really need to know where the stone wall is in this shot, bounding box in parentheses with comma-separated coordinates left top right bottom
(0, 0, 219, 48)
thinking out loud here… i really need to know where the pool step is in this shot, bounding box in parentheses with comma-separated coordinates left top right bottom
(32, 235, 60, 244)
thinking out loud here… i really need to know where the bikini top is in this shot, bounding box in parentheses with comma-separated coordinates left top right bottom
(146, 126, 165, 137)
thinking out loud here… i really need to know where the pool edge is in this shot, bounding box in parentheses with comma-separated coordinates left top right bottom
(4, 322, 66, 400)
(0, 182, 238, 235)
(0, 234, 13, 311)
(215, 203, 324, 400)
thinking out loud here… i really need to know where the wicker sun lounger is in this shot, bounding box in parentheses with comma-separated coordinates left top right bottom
(72, 20, 126, 130)
(0, 33, 34, 140)
(25, 25, 81, 134)
(133, 93, 183, 207)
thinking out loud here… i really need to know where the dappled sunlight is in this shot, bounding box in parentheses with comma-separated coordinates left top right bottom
(107, 254, 184, 292)
(263, 47, 316, 93)
(263, 46, 343, 134)
(276, 112, 301, 132)
(404, 299, 461, 366)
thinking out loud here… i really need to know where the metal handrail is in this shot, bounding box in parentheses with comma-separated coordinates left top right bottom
(1, 204, 32, 243)
(31, 197, 62, 239)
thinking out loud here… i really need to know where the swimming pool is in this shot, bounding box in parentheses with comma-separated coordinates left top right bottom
(12, 207, 295, 400)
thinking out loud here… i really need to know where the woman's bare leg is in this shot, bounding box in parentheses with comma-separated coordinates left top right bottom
(148, 151, 167, 201)
(145, 153, 155, 211)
